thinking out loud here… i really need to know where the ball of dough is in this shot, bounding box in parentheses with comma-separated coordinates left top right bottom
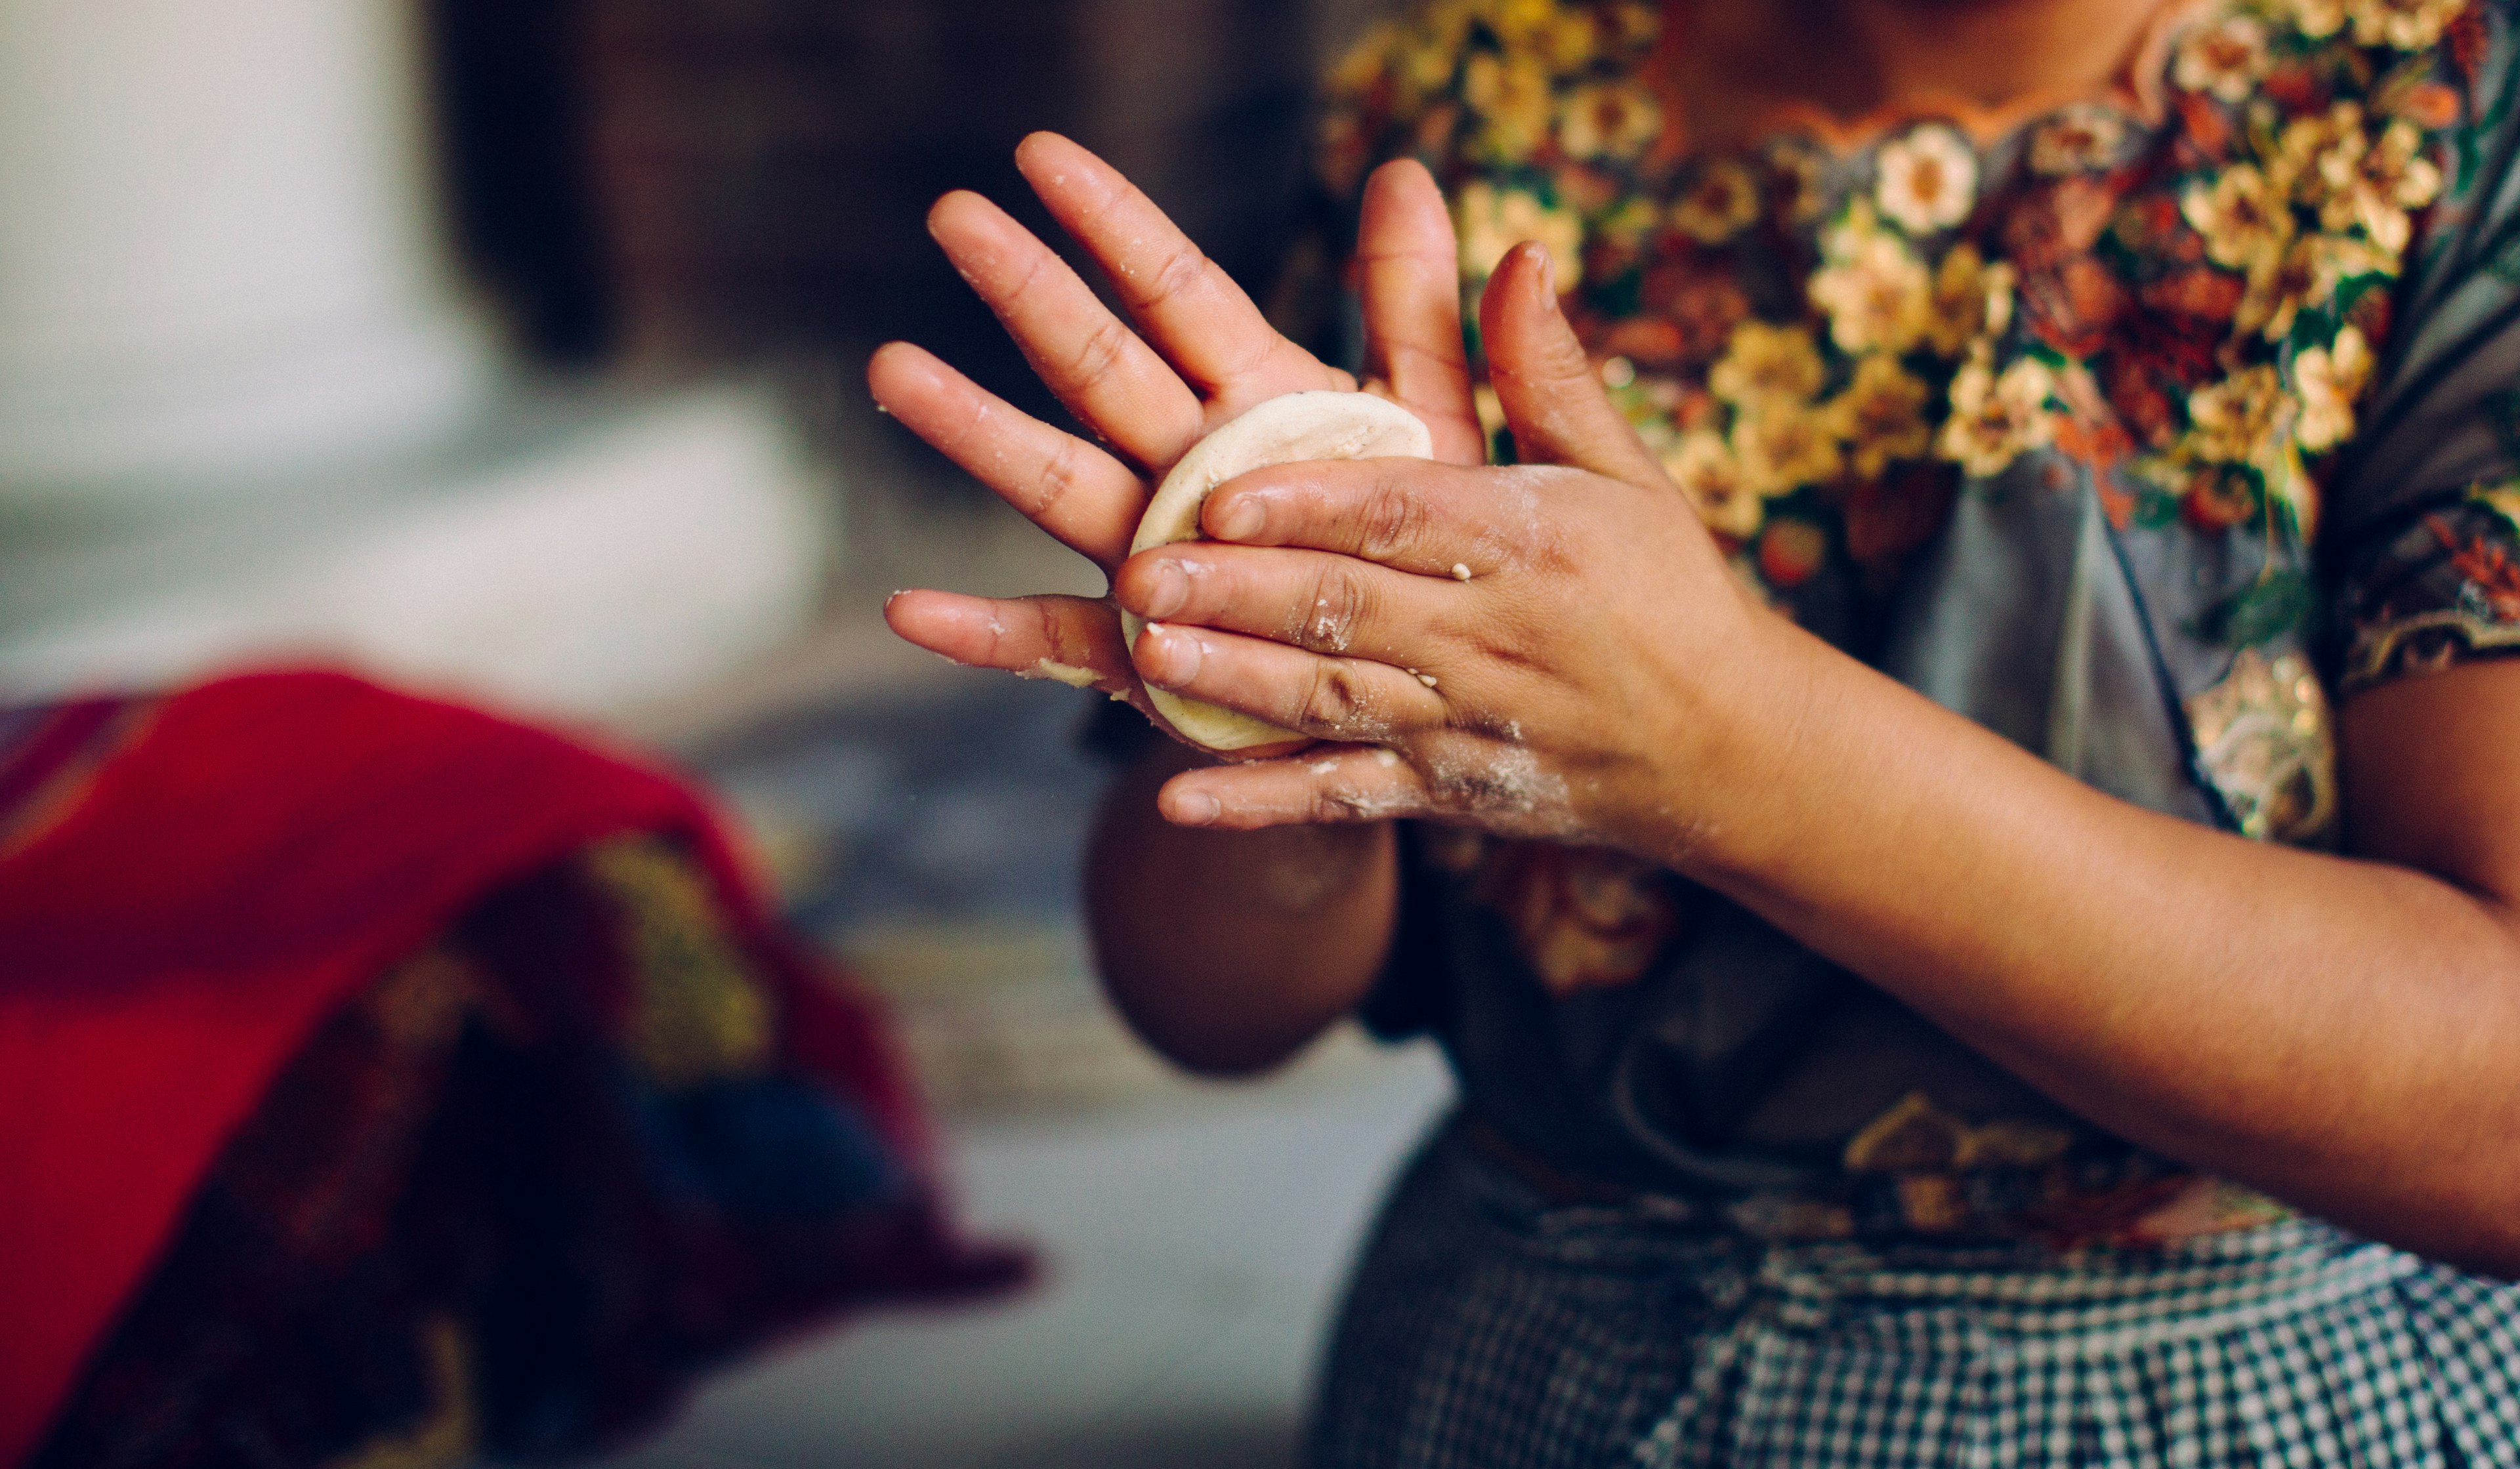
(1125, 392, 1435, 753)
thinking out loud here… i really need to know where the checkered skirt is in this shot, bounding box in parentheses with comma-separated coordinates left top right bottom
(1311, 1123, 2520, 1468)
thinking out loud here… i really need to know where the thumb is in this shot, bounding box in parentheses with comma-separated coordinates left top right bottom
(1477, 242, 1666, 487)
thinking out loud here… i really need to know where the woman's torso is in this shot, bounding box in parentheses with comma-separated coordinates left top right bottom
(1324, 0, 2520, 1243)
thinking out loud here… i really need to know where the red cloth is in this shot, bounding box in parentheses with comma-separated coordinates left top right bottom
(0, 671, 934, 1466)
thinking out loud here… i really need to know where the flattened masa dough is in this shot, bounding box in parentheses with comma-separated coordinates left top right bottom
(1125, 392, 1435, 751)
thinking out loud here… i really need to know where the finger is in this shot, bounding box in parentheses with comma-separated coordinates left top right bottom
(1016, 132, 1332, 407)
(1479, 243, 1669, 487)
(870, 342, 1146, 569)
(1202, 457, 1583, 576)
(885, 590, 1143, 706)
(1113, 542, 1453, 664)
(1132, 621, 1445, 743)
(1355, 159, 1485, 466)
(928, 188, 1205, 469)
(1157, 744, 1431, 829)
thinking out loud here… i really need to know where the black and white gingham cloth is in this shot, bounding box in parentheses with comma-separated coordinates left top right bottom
(1311, 1123, 2520, 1468)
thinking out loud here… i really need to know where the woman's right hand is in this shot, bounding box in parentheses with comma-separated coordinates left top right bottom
(873, 133, 1485, 742)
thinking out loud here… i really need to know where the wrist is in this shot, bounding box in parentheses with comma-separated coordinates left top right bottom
(1637, 606, 1838, 884)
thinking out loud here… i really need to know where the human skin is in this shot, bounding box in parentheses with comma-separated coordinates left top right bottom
(875, 49, 2520, 1273)
(1662, 0, 2176, 145)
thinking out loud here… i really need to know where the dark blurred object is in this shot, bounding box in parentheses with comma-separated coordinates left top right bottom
(430, 0, 615, 363)
(427, 0, 1391, 430)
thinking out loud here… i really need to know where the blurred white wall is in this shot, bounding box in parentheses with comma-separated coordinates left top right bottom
(0, 0, 828, 718)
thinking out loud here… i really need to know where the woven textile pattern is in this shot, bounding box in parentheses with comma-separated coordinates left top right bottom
(1314, 1125, 2520, 1469)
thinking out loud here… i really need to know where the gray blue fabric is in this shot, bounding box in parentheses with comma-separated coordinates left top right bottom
(1314, 1123, 2520, 1469)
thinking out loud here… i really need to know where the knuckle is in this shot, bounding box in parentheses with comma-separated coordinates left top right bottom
(1139, 242, 1209, 312)
(1358, 478, 1426, 562)
(1540, 329, 1597, 384)
(1301, 562, 1370, 653)
(1300, 662, 1374, 733)
(1024, 434, 1083, 516)
(1030, 598, 1072, 660)
(1000, 247, 1059, 314)
(1312, 785, 1373, 823)
(1065, 317, 1131, 386)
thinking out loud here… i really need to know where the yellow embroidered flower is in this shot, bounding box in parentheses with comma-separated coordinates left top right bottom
(1482, 0, 1564, 49)
(1454, 181, 1587, 291)
(1536, 5, 1603, 71)
(2317, 118, 2443, 254)
(2288, 0, 2349, 37)
(1938, 355, 2058, 477)
(1733, 401, 1846, 495)
(2294, 323, 2374, 451)
(1828, 354, 1935, 478)
(1924, 244, 2017, 356)
(2028, 105, 2130, 175)
(1662, 429, 1767, 537)
(1709, 320, 1826, 405)
(1463, 51, 1556, 160)
(1671, 159, 1764, 245)
(2183, 165, 2291, 274)
(1394, 1, 1478, 98)
(2183, 363, 2292, 466)
(1557, 82, 1663, 160)
(2237, 231, 2387, 341)
(2349, 0, 2468, 51)
(2174, 14, 2272, 103)
(1874, 125, 1979, 234)
(2275, 102, 2364, 206)
(1809, 207, 1933, 354)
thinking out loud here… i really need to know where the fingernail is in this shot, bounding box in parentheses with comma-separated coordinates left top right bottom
(1143, 623, 1200, 687)
(1533, 247, 1558, 309)
(1143, 560, 1188, 619)
(1172, 789, 1221, 825)
(1213, 495, 1264, 542)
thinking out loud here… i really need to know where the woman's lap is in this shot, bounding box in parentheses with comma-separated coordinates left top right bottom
(1312, 1121, 2520, 1469)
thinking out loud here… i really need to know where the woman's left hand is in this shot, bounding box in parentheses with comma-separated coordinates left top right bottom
(1119, 241, 1801, 861)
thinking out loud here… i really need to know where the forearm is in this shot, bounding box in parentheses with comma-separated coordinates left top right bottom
(1086, 742, 1400, 1074)
(1687, 620, 2520, 1270)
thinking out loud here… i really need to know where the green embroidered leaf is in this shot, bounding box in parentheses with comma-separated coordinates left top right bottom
(2194, 569, 2316, 649)
(1591, 269, 1643, 320)
(2131, 487, 2185, 529)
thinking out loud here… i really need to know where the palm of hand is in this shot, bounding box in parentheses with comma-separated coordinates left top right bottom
(873, 133, 1482, 717)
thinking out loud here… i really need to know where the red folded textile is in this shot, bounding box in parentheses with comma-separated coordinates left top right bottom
(0, 670, 940, 1466)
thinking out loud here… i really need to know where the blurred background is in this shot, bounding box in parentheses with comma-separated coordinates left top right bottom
(0, 1, 1450, 1465)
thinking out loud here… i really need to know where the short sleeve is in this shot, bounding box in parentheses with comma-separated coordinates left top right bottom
(2326, 0, 2520, 691)
(2336, 485, 2520, 690)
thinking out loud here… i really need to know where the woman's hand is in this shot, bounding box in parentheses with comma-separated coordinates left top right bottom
(873, 133, 1484, 739)
(1117, 242, 1792, 865)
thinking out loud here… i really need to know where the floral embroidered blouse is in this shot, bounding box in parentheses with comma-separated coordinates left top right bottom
(1316, 0, 2520, 1241)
